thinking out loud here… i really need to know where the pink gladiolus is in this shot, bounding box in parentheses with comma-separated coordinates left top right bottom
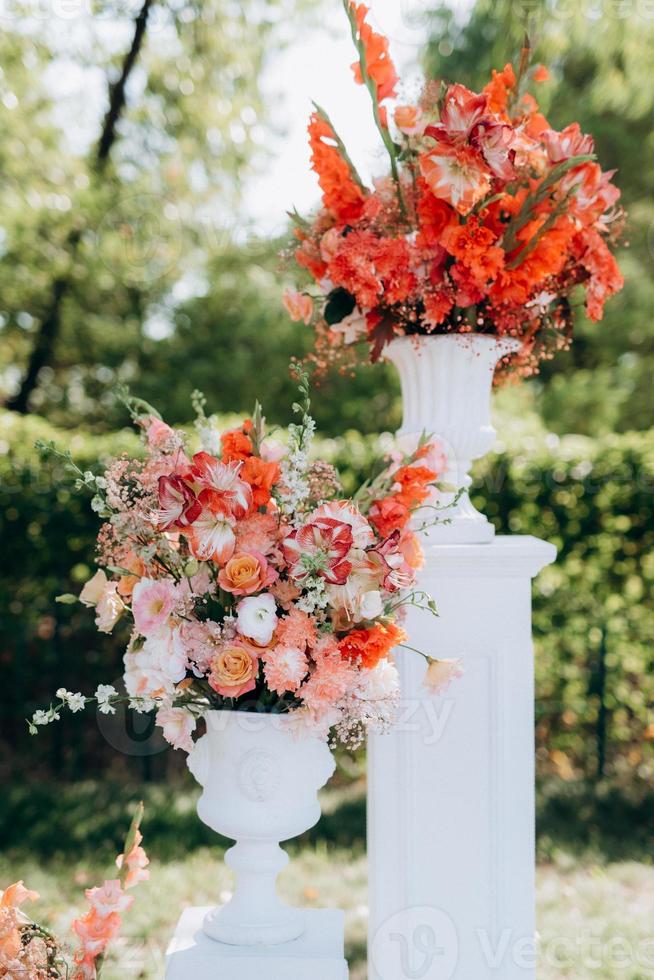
(85, 879, 134, 917)
(72, 907, 121, 956)
(1, 881, 39, 908)
(116, 829, 150, 889)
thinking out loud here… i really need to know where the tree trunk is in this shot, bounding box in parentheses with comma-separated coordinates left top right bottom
(6, 0, 153, 414)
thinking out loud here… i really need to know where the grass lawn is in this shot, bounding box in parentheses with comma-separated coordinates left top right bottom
(2, 851, 654, 979)
(2, 776, 653, 978)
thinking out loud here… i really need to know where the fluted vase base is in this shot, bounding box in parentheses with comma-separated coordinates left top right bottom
(384, 333, 520, 546)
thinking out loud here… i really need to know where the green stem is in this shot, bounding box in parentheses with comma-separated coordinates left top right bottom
(399, 642, 431, 662)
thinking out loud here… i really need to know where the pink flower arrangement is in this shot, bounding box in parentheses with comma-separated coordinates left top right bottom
(0, 806, 147, 980)
(286, 4, 624, 378)
(32, 373, 456, 746)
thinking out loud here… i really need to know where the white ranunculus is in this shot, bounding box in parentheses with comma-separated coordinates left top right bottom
(124, 628, 188, 698)
(359, 590, 384, 621)
(236, 593, 278, 645)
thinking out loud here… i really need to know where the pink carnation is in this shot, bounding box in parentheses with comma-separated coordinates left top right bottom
(263, 646, 309, 695)
(300, 657, 354, 711)
(274, 606, 317, 652)
(235, 512, 280, 556)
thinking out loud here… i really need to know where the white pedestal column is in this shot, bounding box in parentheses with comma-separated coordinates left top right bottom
(367, 536, 556, 980)
(166, 907, 348, 979)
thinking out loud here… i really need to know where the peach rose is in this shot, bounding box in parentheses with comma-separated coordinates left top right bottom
(394, 104, 425, 136)
(217, 552, 276, 596)
(209, 644, 259, 698)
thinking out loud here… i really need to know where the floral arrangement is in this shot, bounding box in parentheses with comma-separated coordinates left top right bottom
(284, 1, 624, 375)
(0, 805, 147, 979)
(30, 375, 461, 751)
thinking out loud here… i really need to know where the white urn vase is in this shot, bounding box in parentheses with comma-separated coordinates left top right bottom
(384, 333, 520, 545)
(187, 710, 336, 947)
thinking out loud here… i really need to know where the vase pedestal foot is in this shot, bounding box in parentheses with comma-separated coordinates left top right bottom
(166, 906, 349, 980)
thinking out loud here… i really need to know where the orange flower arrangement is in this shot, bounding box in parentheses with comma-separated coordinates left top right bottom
(32, 379, 457, 748)
(285, 7, 624, 378)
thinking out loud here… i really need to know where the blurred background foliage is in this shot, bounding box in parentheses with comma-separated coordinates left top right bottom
(1, 0, 653, 864)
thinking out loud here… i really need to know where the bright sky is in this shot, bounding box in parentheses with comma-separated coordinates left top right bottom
(42, 0, 473, 235)
(244, 0, 450, 234)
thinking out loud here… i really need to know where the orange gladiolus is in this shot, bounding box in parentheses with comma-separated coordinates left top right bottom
(483, 63, 516, 116)
(308, 112, 366, 224)
(349, 3, 399, 109)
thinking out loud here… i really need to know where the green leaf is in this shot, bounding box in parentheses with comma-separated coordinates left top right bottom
(324, 287, 356, 326)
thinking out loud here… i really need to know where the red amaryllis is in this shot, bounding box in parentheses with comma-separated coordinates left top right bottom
(190, 451, 252, 518)
(368, 531, 413, 592)
(155, 475, 201, 531)
(185, 496, 237, 564)
(283, 517, 354, 585)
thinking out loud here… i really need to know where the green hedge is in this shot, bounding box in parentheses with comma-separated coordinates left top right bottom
(1, 410, 652, 782)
